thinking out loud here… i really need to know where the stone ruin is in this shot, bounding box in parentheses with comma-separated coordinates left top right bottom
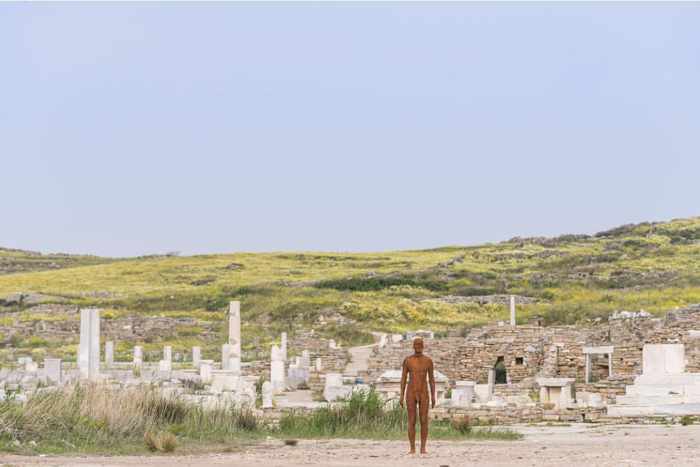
(5, 296, 700, 424)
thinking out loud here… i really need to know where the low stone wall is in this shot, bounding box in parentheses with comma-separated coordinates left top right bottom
(578, 378, 631, 404)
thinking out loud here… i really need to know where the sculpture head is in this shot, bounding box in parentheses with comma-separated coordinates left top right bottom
(413, 337, 424, 355)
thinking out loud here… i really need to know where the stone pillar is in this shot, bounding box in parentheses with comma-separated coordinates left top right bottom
(221, 344, 233, 370)
(105, 341, 114, 367)
(133, 346, 143, 368)
(608, 352, 613, 378)
(228, 301, 241, 353)
(281, 332, 288, 362)
(487, 368, 495, 395)
(509, 295, 516, 326)
(584, 354, 591, 384)
(271, 345, 286, 394)
(159, 345, 172, 372)
(301, 350, 311, 369)
(192, 346, 201, 368)
(315, 357, 323, 372)
(200, 363, 213, 384)
(79, 308, 100, 380)
(262, 381, 273, 408)
(159, 360, 172, 375)
(43, 358, 62, 385)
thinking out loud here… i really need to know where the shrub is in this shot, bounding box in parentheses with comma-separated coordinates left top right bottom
(144, 430, 177, 452)
(680, 415, 695, 426)
(451, 416, 472, 434)
(316, 275, 447, 292)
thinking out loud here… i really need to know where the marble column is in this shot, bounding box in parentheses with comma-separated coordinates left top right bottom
(281, 332, 288, 362)
(271, 345, 286, 394)
(192, 346, 201, 368)
(228, 301, 242, 371)
(133, 346, 143, 368)
(79, 308, 100, 380)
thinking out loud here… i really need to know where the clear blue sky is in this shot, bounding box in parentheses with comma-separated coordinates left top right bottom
(1, 3, 699, 257)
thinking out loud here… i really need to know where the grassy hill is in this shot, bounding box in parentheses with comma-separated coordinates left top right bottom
(0, 247, 113, 275)
(1, 217, 699, 361)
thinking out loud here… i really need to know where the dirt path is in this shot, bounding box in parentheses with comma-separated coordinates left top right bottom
(3, 424, 700, 466)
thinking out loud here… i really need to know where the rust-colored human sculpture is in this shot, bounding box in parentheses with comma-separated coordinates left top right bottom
(400, 337, 436, 454)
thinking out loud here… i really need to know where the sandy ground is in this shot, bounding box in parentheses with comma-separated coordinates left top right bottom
(2, 424, 700, 467)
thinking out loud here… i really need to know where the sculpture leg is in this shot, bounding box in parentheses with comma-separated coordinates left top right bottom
(407, 393, 417, 454)
(419, 393, 430, 454)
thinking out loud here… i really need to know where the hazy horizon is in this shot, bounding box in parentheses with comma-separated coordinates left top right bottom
(2, 3, 699, 257)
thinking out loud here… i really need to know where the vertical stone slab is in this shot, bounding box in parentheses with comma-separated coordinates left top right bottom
(221, 344, 233, 370)
(271, 345, 286, 394)
(487, 368, 495, 396)
(133, 346, 143, 368)
(315, 357, 323, 372)
(509, 295, 516, 326)
(229, 356, 241, 375)
(228, 301, 242, 373)
(105, 341, 114, 367)
(228, 301, 241, 356)
(159, 359, 172, 375)
(643, 344, 685, 375)
(163, 346, 172, 363)
(79, 308, 100, 380)
(43, 358, 62, 385)
(200, 363, 213, 384)
(192, 346, 201, 368)
(79, 309, 90, 377)
(585, 354, 591, 384)
(301, 350, 311, 369)
(281, 332, 288, 362)
(262, 381, 273, 408)
(664, 344, 685, 374)
(451, 381, 475, 407)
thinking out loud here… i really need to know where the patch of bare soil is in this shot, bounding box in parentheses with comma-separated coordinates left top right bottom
(2, 424, 699, 467)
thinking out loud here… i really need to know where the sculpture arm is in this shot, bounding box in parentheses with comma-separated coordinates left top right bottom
(428, 358, 436, 408)
(400, 357, 408, 408)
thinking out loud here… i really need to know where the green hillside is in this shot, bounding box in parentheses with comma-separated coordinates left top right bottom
(0, 247, 113, 276)
(1, 217, 699, 361)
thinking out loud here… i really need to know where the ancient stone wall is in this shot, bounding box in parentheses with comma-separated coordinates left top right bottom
(288, 331, 349, 373)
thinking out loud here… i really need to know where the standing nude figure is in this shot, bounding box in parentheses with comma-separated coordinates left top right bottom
(399, 337, 436, 454)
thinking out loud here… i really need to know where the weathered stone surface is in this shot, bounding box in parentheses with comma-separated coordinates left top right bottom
(270, 345, 285, 393)
(262, 381, 273, 408)
(43, 358, 62, 384)
(78, 308, 100, 380)
(228, 301, 241, 359)
(105, 341, 114, 367)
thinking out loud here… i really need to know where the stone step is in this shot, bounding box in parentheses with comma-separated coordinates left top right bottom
(607, 403, 700, 417)
(635, 374, 700, 385)
(626, 383, 700, 397)
(615, 394, 685, 405)
(626, 384, 688, 396)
